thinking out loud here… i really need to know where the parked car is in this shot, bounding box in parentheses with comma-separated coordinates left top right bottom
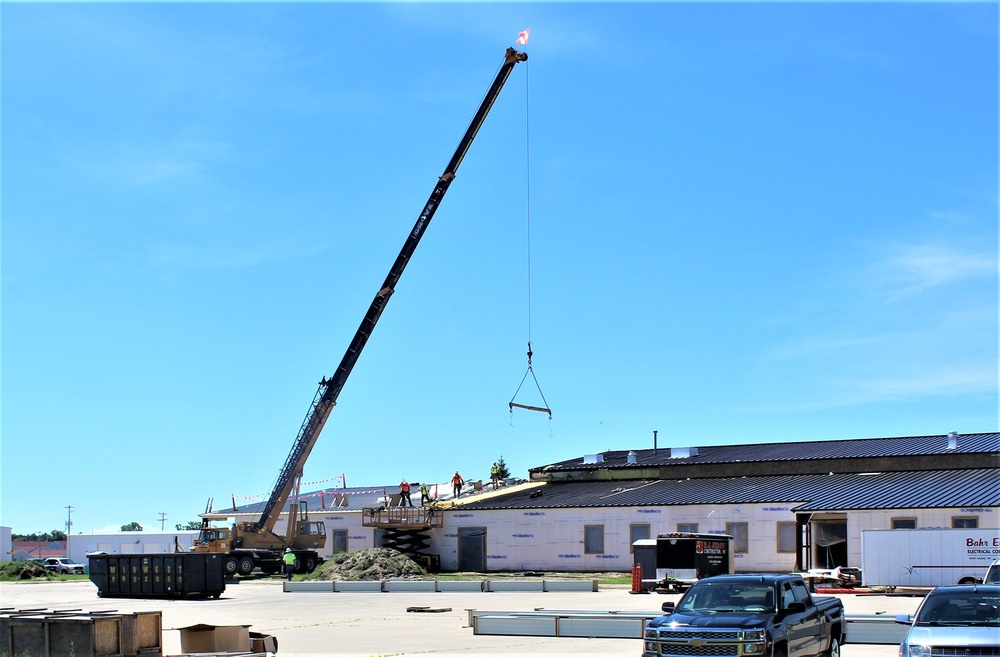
(985, 559, 1000, 584)
(643, 574, 845, 657)
(895, 584, 999, 656)
(43, 557, 85, 574)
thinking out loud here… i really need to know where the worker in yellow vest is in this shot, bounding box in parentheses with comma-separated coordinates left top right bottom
(283, 548, 296, 581)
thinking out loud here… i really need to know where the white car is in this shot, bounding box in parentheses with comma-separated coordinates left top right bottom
(985, 559, 1000, 584)
(895, 584, 999, 657)
(43, 557, 85, 574)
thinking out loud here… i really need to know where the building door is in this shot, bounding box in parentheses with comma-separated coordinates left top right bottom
(812, 520, 848, 568)
(458, 527, 486, 572)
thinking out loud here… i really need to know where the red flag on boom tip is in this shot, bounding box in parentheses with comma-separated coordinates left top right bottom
(516, 28, 530, 45)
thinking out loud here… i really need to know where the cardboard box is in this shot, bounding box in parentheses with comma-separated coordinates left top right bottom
(176, 623, 251, 653)
(250, 631, 278, 653)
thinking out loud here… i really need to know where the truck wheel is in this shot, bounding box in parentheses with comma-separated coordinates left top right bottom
(238, 556, 255, 576)
(825, 637, 841, 657)
(303, 556, 316, 573)
(224, 556, 239, 578)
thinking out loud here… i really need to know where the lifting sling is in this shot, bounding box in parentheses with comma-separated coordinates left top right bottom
(509, 342, 551, 419)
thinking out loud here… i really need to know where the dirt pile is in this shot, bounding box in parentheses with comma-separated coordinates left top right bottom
(308, 548, 425, 581)
(0, 560, 53, 580)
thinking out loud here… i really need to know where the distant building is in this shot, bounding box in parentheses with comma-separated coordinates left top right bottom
(0, 527, 11, 563)
(66, 532, 199, 565)
(11, 541, 66, 562)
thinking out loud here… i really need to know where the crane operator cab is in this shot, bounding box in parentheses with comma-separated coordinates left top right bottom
(287, 500, 326, 550)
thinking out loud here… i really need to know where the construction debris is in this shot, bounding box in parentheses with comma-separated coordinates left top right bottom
(307, 548, 425, 581)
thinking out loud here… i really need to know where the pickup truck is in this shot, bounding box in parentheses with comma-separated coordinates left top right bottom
(642, 574, 845, 657)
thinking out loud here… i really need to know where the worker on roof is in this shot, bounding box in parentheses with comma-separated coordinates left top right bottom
(452, 471, 464, 499)
(419, 482, 431, 506)
(399, 480, 413, 507)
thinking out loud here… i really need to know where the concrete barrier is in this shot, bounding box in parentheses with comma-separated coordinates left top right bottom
(436, 580, 485, 592)
(543, 580, 598, 592)
(280, 579, 595, 594)
(283, 581, 335, 593)
(486, 580, 545, 592)
(382, 580, 437, 592)
(332, 580, 385, 592)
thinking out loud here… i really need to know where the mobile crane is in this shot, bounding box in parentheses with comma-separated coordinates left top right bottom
(192, 47, 529, 577)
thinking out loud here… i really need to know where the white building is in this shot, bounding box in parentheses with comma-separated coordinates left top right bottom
(67, 531, 199, 566)
(1, 526, 11, 563)
(218, 431, 998, 578)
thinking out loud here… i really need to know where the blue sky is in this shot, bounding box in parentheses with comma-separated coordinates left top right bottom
(2, 2, 996, 536)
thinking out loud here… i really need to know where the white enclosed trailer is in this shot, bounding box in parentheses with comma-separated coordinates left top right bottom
(860, 528, 1000, 587)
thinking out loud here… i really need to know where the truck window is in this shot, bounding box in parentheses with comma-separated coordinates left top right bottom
(781, 583, 796, 608)
(791, 581, 811, 603)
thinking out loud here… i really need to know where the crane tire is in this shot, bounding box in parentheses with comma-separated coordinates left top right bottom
(238, 556, 255, 576)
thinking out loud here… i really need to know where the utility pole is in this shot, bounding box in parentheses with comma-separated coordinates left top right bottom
(65, 505, 74, 536)
(158, 512, 168, 531)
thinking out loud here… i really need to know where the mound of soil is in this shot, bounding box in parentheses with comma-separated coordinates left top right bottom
(0, 560, 53, 580)
(308, 548, 425, 581)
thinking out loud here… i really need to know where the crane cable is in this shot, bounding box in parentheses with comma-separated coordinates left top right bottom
(508, 60, 552, 420)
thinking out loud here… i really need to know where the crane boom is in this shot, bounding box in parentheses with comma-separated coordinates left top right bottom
(254, 47, 528, 534)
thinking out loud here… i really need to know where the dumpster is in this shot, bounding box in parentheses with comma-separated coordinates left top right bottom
(88, 552, 225, 599)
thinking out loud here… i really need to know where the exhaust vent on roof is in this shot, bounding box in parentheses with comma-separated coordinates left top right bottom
(627, 450, 637, 464)
(669, 447, 699, 459)
(947, 431, 959, 450)
(583, 454, 604, 464)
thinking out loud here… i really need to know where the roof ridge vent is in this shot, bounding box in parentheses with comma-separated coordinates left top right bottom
(947, 431, 959, 450)
(669, 446, 699, 459)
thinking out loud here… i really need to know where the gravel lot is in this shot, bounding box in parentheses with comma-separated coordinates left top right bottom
(2, 579, 922, 656)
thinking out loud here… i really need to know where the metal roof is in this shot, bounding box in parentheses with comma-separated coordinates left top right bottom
(532, 432, 1000, 473)
(455, 468, 999, 512)
(224, 485, 394, 515)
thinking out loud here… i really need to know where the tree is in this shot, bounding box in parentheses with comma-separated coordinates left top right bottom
(175, 521, 202, 531)
(496, 455, 511, 480)
(12, 530, 67, 542)
(121, 522, 143, 531)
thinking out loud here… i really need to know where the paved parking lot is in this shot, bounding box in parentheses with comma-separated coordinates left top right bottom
(2, 579, 922, 656)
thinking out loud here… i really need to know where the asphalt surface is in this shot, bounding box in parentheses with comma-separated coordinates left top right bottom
(2, 579, 923, 656)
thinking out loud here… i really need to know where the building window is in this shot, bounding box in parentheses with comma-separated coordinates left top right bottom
(892, 518, 917, 530)
(332, 529, 348, 554)
(777, 522, 796, 553)
(952, 517, 978, 529)
(629, 524, 651, 553)
(677, 523, 699, 533)
(726, 522, 749, 553)
(584, 525, 604, 554)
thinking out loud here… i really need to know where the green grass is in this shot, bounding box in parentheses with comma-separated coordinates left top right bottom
(0, 561, 89, 582)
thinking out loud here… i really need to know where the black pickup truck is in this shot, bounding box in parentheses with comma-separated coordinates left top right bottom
(642, 574, 845, 657)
